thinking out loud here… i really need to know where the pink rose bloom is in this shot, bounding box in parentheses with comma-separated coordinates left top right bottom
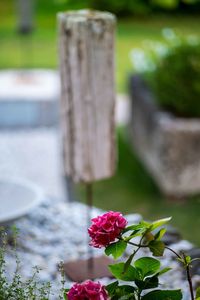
(88, 211, 127, 248)
(67, 280, 109, 300)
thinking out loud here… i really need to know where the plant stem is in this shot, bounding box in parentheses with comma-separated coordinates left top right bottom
(165, 246, 182, 259)
(183, 254, 195, 300)
(165, 247, 194, 300)
(122, 238, 195, 300)
(138, 290, 142, 300)
(124, 240, 146, 248)
(124, 239, 182, 259)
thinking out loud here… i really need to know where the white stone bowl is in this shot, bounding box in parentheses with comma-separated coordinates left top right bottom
(0, 178, 44, 225)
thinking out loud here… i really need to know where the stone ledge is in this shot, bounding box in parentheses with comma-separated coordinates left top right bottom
(0, 70, 59, 128)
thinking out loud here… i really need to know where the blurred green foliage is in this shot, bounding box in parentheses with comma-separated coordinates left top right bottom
(78, 129, 200, 246)
(1, 1, 200, 246)
(61, 0, 200, 15)
(89, 0, 151, 15)
(147, 42, 200, 118)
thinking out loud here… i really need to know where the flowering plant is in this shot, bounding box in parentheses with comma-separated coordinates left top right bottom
(65, 211, 200, 300)
(67, 280, 109, 300)
(88, 212, 127, 248)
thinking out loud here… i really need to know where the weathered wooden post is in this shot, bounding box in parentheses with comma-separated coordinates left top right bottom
(58, 10, 116, 281)
(58, 10, 116, 183)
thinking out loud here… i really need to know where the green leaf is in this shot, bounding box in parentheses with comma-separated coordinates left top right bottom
(109, 263, 138, 281)
(63, 289, 69, 300)
(123, 222, 150, 234)
(118, 285, 136, 294)
(142, 289, 182, 300)
(123, 224, 144, 233)
(154, 228, 166, 241)
(105, 240, 127, 259)
(135, 275, 159, 290)
(106, 281, 119, 296)
(157, 267, 172, 276)
(118, 295, 136, 300)
(149, 240, 165, 257)
(185, 255, 192, 265)
(177, 257, 185, 264)
(150, 217, 172, 231)
(134, 257, 161, 278)
(125, 229, 146, 241)
(196, 286, 200, 299)
(117, 285, 136, 299)
(123, 252, 135, 274)
(108, 284, 136, 300)
(145, 232, 155, 242)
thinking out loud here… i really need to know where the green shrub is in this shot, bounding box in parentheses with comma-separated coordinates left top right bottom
(50, 0, 200, 16)
(89, 0, 200, 16)
(147, 42, 200, 118)
(89, 0, 151, 16)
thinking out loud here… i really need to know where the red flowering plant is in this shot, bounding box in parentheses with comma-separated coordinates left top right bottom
(65, 211, 199, 300)
(67, 280, 109, 300)
(88, 212, 127, 248)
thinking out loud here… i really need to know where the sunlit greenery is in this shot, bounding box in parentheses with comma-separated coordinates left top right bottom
(1, 1, 200, 246)
(1, 2, 200, 91)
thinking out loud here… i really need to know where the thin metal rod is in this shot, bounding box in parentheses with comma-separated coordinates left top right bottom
(86, 183, 94, 274)
(64, 175, 76, 202)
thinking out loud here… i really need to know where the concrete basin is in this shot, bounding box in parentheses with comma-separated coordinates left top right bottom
(0, 178, 43, 225)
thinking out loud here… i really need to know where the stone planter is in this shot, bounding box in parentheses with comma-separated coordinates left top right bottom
(129, 75, 200, 197)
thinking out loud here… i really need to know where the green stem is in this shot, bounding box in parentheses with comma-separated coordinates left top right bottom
(137, 290, 142, 300)
(124, 239, 182, 259)
(183, 254, 195, 300)
(165, 246, 182, 259)
(121, 238, 194, 300)
(123, 239, 146, 248)
(165, 247, 194, 300)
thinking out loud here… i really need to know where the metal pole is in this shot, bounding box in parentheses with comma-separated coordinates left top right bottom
(86, 183, 94, 274)
(64, 175, 77, 202)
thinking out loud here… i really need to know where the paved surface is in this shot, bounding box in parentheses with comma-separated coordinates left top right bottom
(0, 90, 130, 200)
(0, 128, 65, 201)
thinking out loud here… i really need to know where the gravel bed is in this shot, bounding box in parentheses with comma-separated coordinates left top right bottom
(4, 198, 200, 299)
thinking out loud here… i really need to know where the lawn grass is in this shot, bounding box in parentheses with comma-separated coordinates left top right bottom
(1, 2, 200, 245)
(1, 1, 200, 91)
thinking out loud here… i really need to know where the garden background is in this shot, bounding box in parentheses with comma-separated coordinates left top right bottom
(1, 0, 200, 245)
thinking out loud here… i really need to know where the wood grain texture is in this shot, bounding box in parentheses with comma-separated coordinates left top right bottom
(58, 10, 117, 183)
